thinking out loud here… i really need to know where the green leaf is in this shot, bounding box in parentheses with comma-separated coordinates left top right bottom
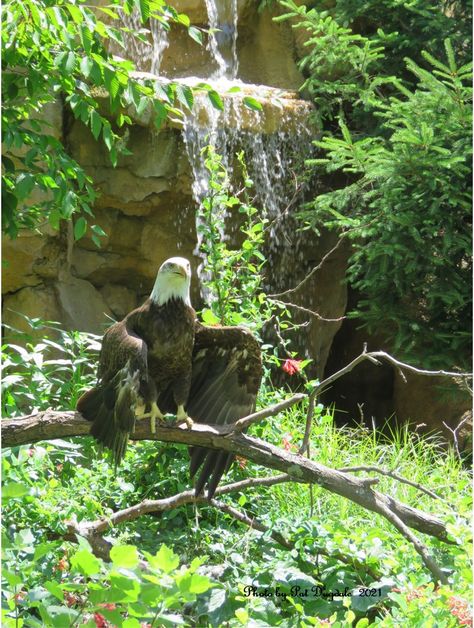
(44, 581, 64, 602)
(70, 548, 102, 576)
(207, 90, 224, 111)
(147, 545, 179, 574)
(110, 545, 139, 569)
(138, 0, 150, 22)
(67, 4, 84, 24)
(74, 217, 87, 240)
(187, 574, 212, 594)
(243, 96, 262, 111)
(90, 110, 102, 140)
(91, 224, 107, 236)
(122, 619, 141, 628)
(80, 56, 93, 78)
(65, 51, 76, 74)
(201, 308, 221, 325)
(104, 67, 120, 101)
(2, 482, 30, 499)
(188, 26, 203, 45)
(176, 84, 194, 110)
(235, 608, 249, 624)
(15, 173, 35, 199)
(34, 543, 58, 561)
(80, 25, 93, 54)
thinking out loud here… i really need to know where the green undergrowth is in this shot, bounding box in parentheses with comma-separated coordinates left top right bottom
(2, 346, 472, 626)
(2, 144, 472, 624)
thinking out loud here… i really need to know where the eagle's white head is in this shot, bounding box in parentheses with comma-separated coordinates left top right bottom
(150, 257, 192, 306)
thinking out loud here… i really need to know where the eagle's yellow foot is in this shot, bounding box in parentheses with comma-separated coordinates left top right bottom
(135, 401, 147, 419)
(147, 402, 165, 434)
(177, 404, 193, 429)
(136, 402, 165, 434)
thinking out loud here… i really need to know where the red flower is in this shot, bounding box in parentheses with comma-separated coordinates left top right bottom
(94, 613, 108, 628)
(282, 434, 293, 452)
(448, 596, 473, 626)
(236, 455, 247, 469)
(64, 591, 79, 607)
(405, 587, 425, 602)
(54, 556, 69, 572)
(58, 558, 68, 571)
(282, 359, 302, 376)
(99, 603, 116, 611)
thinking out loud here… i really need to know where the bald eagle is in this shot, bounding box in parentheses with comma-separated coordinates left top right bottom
(77, 257, 262, 497)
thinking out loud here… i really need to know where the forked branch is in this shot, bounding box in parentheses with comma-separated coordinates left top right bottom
(4, 348, 469, 584)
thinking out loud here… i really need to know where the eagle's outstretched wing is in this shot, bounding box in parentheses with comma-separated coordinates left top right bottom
(77, 319, 151, 466)
(185, 323, 262, 498)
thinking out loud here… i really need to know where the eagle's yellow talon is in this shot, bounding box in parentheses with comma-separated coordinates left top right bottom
(136, 402, 165, 434)
(177, 405, 193, 428)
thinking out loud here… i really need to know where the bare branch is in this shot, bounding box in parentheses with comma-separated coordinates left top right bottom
(270, 298, 346, 323)
(338, 466, 443, 501)
(208, 499, 380, 580)
(64, 477, 380, 579)
(375, 500, 448, 583)
(3, 411, 452, 547)
(442, 416, 471, 460)
(232, 393, 306, 433)
(268, 239, 345, 299)
(298, 391, 316, 455)
(367, 351, 472, 380)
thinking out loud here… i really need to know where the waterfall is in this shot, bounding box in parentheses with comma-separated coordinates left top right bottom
(116, 8, 170, 74)
(204, 0, 239, 79)
(117, 0, 313, 290)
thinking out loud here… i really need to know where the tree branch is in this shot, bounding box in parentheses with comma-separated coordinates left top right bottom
(4, 347, 466, 584)
(232, 393, 306, 433)
(64, 476, 380, 579)
(337, 466, 443, 501)
(268, 239, 345, 299)
(3, 411, 452, 547)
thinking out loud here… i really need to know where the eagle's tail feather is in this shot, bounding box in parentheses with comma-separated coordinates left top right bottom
(78, 365, 139, 466)
(207, 452, 233, 499)
(189, 446, 207, 478)
(76, 387, 104, 422)
(193, 451, 234, 499)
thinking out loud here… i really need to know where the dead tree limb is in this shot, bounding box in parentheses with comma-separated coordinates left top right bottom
(297, 348, 472, 457)
(64, 477, 380, 579)
(3, 409, 454, 583)
(2, 410, 452, 546)
(338, 466, 443, 501)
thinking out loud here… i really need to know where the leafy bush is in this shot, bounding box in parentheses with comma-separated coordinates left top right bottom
(301, 42, 472, 367)
(2, 318, 100, 416)
(1, 0, 201, 240)
(279, 0, 472, 368)
(2, 531, 215, 627)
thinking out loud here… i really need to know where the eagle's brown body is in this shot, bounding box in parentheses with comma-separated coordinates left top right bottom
(77, 257, 262, 497)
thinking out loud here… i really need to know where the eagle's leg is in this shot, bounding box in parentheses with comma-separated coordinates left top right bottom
(177, 404, 193, 429)
(148, 401, 165, 434)
(134, 400, 147, 418)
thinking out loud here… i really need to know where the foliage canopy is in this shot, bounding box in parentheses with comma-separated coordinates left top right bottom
(279, 0, 472, 368)
(1, 0, 196, 241)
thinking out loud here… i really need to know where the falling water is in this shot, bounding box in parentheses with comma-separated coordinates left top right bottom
(116, 9, 169, 74)
(204, 0, 239, 79)
(115, 0, 314, 292)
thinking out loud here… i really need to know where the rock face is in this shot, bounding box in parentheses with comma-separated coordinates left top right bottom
(3, 1, 470, 447)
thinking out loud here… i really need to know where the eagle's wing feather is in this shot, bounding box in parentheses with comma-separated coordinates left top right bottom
(77, 314, 150, 466)
(185, 323, 262, 498)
